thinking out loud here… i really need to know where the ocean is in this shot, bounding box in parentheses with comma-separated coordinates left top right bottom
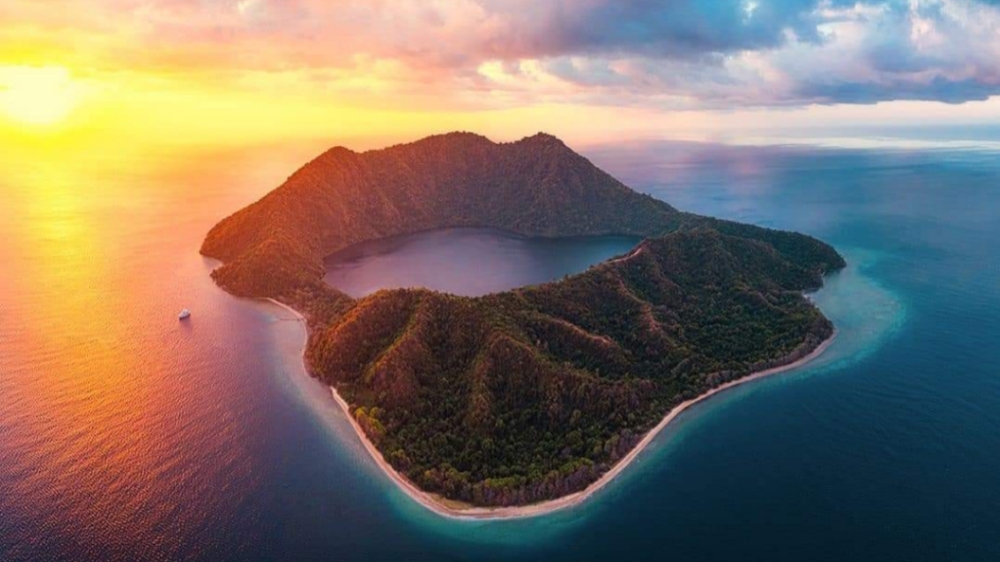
(1, 136, 998, 561)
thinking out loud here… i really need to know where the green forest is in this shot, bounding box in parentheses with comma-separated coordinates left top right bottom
(201, 132, 845, 507)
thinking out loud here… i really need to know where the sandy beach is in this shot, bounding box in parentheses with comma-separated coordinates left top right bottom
(266, 297, 836, 521)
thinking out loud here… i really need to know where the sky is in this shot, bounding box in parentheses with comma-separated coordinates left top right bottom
(3, 0, 1000, 147)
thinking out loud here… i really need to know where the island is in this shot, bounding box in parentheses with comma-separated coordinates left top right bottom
(201, 132, 846, 517)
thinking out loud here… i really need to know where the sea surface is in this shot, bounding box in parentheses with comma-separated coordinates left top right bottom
(1, 136, 999, 561)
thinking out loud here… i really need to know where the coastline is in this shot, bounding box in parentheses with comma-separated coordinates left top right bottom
(265, 297, 836, 521)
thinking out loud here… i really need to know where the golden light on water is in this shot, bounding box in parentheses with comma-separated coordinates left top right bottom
(0, 65, 84, 127)
(0, 138, 294, 553)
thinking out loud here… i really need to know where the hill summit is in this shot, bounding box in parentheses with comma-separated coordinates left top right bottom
(202, 132, 684, 296)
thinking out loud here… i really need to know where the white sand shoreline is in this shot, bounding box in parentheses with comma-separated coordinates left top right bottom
(265, 297, 836, 521)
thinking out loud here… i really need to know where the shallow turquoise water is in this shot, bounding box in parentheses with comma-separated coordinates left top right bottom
(2, 140, 998, 561)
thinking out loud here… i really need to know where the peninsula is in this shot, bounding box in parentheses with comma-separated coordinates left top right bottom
(202, 132, 846, 515)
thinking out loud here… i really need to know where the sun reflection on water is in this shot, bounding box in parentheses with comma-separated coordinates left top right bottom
(0, 138, 327, 559)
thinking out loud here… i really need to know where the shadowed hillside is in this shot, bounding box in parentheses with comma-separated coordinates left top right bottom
(202, 132, 686, 297)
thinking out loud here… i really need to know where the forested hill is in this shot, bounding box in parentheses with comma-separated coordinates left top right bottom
(201, 132, 683, 297)
(201, 132, 846, 508)
(305, 230, 836, 507)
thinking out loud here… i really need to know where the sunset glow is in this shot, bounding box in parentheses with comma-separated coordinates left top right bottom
(2, 0, 1000, 146)
(0, 66, 83, 127)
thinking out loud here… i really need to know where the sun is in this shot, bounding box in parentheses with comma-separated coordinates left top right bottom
(0, 66, 83, 127)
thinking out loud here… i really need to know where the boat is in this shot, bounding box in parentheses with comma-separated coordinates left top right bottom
(178, 309, 191, 320)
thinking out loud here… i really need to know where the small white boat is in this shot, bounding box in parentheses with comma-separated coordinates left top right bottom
(178, 309, 191, 320)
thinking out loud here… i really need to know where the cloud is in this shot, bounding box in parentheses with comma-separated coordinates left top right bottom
(469, 0, 1000, 107)
(2, 0, 1000, 109)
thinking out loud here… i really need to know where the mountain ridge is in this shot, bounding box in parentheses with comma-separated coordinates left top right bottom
(201, 132, 684, 296)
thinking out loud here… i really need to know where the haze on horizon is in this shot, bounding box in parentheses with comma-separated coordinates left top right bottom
(3, 0, 1000, 148)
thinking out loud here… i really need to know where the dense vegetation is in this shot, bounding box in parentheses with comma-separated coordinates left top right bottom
(202, 132, 683, 297)
(202, 132, 845, 507)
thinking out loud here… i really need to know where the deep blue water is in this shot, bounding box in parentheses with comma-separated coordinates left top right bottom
(2, 140, 999, 561)
(323, 228, 640, 297)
